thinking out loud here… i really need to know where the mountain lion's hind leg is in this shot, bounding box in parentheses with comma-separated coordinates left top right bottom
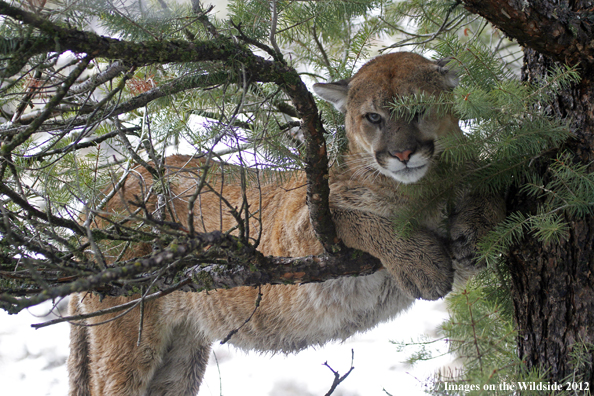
(145, 323, 212, 396)
(78, 294, 211, 396)
(83, 296, 175, 395)
(67, 294, 91, 396)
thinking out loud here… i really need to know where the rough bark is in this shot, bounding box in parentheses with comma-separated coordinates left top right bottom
(507, 215, 594, 382)
(505, 46, 594, 383)
(462, 0, 594, 66)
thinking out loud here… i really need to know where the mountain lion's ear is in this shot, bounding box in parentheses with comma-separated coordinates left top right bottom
(313, 79, 350, 113)
(434, 57, 459, 89)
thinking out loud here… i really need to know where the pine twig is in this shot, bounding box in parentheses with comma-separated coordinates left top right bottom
(464, 289, 484, 374)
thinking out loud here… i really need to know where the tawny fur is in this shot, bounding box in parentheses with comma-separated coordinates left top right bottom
(68, 52, 504, 396)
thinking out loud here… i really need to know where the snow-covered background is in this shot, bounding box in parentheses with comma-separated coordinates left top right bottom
(0, 298, 453, 396)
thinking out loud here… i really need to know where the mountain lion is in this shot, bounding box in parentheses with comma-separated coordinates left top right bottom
(68, 52, 504, 395)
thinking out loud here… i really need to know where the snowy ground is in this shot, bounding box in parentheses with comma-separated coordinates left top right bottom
(0, 298, 452, 396)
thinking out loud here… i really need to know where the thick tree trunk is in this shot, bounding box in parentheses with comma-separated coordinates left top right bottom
(507, 48, 594, 382)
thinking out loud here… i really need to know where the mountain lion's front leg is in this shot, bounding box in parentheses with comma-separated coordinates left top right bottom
(331, 208, 454, 300)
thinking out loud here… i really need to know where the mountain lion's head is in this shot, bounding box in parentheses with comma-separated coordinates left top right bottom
(314, 52, 462, 184)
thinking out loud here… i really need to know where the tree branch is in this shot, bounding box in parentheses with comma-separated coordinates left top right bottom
(185, 249, 382, 290)
(0, 55, 92, 155)
(0, 182, 87, 236)
(1, 3, 339, 250)
(0, 1, 354, 312)
(31, 278, 193, 329)
(461, 0, 594, 66)
(0, 230, 383, 314)
(3, 71, 233, 133)
(281, 72, 342, 253)
(0, 1, 278, 76)
(69, 61, 129, 95)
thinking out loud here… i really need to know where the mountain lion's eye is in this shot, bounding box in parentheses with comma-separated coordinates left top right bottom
(365, 113, 382, 124)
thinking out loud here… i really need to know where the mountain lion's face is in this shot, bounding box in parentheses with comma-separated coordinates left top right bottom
(314, 52, 462, 184)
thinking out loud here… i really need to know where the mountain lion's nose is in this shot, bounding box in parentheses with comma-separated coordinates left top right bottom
(389, 149, 413, 163)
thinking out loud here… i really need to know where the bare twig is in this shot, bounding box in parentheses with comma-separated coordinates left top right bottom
(270, 0, 282, 55)
(1, 55, 92, 155)
(136, 286, 145, 345)
(323, 349, 356, 396)
(231, 20, 279, 60)
(69, 61, 128, 95)
(191, 0, 218, 38)
(312, 24, 332, 72)
(220, 286, 262, 344)
(31, 278, 193, 329)
(0, 182, 86, 236)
